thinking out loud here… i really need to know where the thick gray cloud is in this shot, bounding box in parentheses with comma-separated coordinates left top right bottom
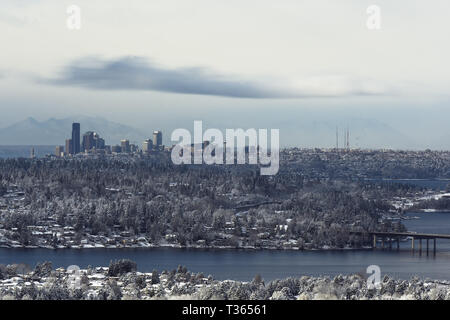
(44, 56, 384, 99)
(45, 56, 293, 98)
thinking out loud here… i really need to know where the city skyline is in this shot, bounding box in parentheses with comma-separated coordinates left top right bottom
(1, 1, 450, 303)
(57, 121, 164, 156)
(0, 114, 449, 151)
(1, 1, 450, 149)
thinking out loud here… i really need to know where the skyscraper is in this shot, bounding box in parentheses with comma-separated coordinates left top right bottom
(143, 139, 153, 153)
(81, 131, 106, 152)
(93, 132, 105, 149)
(65, 139, 73, 155)
(55, 146, 64, 157)
(121, 139, 130, 153)
(153, 131, 162, 148)
(72, 123, 80, 154)
(82, 131, 95, 152)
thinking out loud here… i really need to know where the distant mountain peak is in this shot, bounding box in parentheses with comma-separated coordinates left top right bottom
(24, 116, 38, 123)
(0, 116, 146, 146)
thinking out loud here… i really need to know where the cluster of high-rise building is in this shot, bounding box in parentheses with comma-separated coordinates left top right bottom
(54, 123, 164, 157)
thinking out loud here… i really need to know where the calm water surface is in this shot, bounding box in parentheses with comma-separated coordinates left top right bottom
(1, 211, 450, 282)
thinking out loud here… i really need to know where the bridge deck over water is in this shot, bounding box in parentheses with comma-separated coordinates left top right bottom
(350, 231, 450, 256)
(363, 231, 450, 240)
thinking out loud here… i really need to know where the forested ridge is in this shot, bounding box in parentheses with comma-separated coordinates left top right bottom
(0, 156, 408, 249)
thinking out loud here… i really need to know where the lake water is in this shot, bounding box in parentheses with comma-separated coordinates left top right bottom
(1, 211, 450, 282)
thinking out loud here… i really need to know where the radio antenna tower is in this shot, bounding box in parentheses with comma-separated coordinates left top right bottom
(346, 126, 350, 150)
(336, 126, 339, 150)
(343, 129, 346, 151)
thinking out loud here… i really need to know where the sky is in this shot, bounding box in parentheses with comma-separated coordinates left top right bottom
(1, 0, 450, 148)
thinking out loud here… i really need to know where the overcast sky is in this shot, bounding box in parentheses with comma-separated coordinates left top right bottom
(1, 0, 450, 148)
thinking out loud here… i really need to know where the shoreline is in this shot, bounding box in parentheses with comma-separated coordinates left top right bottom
(405, 209, 450, 213)
(1, 263, 450, 300)
(0, 243, 375, 252)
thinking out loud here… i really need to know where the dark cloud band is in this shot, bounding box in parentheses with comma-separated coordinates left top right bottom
(43, 56, 384, 99)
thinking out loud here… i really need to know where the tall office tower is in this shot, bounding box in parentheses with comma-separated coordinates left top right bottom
(143, 139, 153, 153)
(153, 131, 162, 148)
(72, 123, 81, 154)
(30, 147, 35, 159)
(55, 146, 64, 157)
(121, 139, 130, 153)
(82, 131, 96, 152)
(65, 139, 73, 155)
(93, 132, 105, 149)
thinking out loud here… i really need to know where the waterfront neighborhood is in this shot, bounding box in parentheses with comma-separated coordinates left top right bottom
(0, 183, 448, 251)
(2, 260, 450, 300)
(1, 145, 450, 302)
(0, 148, 449, 251)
